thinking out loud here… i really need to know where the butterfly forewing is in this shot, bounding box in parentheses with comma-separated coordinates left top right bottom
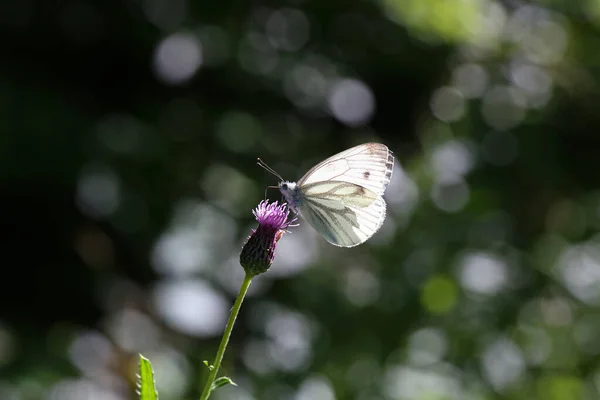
(297, 143, 394, 195)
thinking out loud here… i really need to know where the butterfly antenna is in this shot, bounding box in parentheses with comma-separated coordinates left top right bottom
(257, 158, 284, 181)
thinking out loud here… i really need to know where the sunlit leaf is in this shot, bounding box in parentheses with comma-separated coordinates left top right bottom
(211, 376, 238, 392)
(138, 354, 159, 400)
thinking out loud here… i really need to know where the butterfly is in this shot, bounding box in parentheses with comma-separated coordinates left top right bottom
(258, 143, 394, 247)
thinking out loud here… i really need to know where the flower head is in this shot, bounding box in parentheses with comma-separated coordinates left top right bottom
(240, 200, 296, 276)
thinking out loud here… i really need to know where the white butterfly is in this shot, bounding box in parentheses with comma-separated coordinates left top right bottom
(259, 143, 394, 247)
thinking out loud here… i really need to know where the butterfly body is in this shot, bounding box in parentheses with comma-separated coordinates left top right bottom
(278, 181, 302, 213)
(276, 143, 394, 248)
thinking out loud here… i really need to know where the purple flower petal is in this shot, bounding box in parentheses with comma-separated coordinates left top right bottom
(240, 200, 297, 276)
(252, 200, 296, 230)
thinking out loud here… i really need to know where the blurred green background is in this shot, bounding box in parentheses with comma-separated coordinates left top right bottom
(3, 0, 600, 399)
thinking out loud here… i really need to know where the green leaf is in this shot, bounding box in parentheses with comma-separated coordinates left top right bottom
(138, 354, 159, 400)
(211, 376, 237, 392)
(203, 360, 214, 370)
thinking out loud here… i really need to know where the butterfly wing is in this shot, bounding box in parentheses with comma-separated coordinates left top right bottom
(298, 181, 387, 247)
(297, 143, 394, 196)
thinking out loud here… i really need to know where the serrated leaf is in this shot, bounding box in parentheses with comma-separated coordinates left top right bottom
(211, 376, 237, 392)
(203, 360, 214, 370)
(138, 354, 159, 400)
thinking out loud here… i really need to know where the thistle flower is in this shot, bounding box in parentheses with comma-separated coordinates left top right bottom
(240, 200, 296, 276)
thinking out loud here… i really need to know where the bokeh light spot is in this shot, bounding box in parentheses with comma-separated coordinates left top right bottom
(0, 323, 16, 368)
(482, 337, 525, 390)
(106, 309, 159, 352)
(452, 63, 488, 98)
(458, 251, 508, 295)
(144, 0, 188, 31)
(152, 201, 237, 275)
(431, 139, 475, 180)
(431, 176, 470, 213)
(294, 376, 335, 400)
(407, 327, 447, 366)
(430, 86, 466, 122)
(506, 5, 568, 65)
(76, 163, 120, 218)
(328, 78, 375, 127)
(382, 0, 483, 43)
(243, 339, 274, 375)
(510, 63, 552, 97)
(559, 244, 600, 305)
(144, 347, 191, 398)
(254, 304, 315, 373)
(46, 379, 122, 400)
(384, 364, 463, 400)
(153, 32, 203, 85)
(537, 375, 582, 400)
(68, 330, 114, 375)
(421, 275, 458, 314)
(283, 64, 328, 109)
(343, 267, 380, 307)
(269, 223, 319, 277)
(385, 163, 420, 217)
(266, 8, 310, 52)
(153, 279, 229, 337)
(344, 357, 379, 391)
(481, 85, 526, 131)
(518, 326, 551, 365)
(573, 314, 600, 356)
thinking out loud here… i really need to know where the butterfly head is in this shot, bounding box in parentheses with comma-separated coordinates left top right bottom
(278, 181, 301, 213)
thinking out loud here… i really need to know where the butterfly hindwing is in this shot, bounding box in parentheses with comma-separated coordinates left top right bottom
(301, 181, 379, 208)
(298, 181, 387, 247)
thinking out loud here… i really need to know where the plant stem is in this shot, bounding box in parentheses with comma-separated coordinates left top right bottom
(199, 273, 253, 400)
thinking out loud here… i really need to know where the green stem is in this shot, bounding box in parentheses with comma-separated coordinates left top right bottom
(199, 273, 253, 400)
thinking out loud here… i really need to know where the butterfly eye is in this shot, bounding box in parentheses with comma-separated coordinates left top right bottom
(281, 183, 288, 190)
